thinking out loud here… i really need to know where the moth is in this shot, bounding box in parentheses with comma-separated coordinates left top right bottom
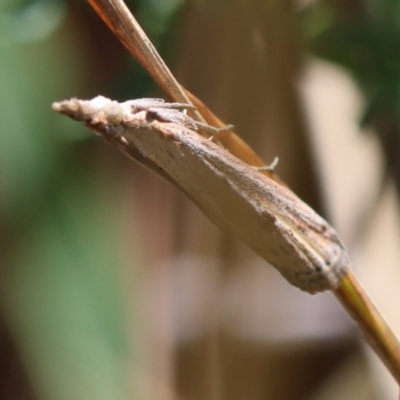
(53, 96, 350, 294)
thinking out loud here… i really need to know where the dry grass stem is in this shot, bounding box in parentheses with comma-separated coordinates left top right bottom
(335, 274, 400, 382)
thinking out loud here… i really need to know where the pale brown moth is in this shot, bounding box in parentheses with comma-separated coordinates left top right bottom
(50, 0, 400, 384)
(52, 96, 350, 294)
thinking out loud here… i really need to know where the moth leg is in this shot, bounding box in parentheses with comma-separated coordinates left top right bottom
(156, 102, 197, 111)
(255, 156, 280, 172)
(128, 98, 196, 112)
(193, 123, 234, 139)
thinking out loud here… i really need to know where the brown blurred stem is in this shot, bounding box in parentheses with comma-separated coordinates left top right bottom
(87, 0, 400, 384)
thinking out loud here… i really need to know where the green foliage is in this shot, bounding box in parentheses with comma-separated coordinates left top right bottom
(0, 0, 184, 398)
(302, 0, 400, 125)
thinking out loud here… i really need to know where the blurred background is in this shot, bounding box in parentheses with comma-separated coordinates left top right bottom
(1, 0, 400, 399)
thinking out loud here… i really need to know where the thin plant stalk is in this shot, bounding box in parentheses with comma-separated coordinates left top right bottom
(334, 274, 400, 382)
